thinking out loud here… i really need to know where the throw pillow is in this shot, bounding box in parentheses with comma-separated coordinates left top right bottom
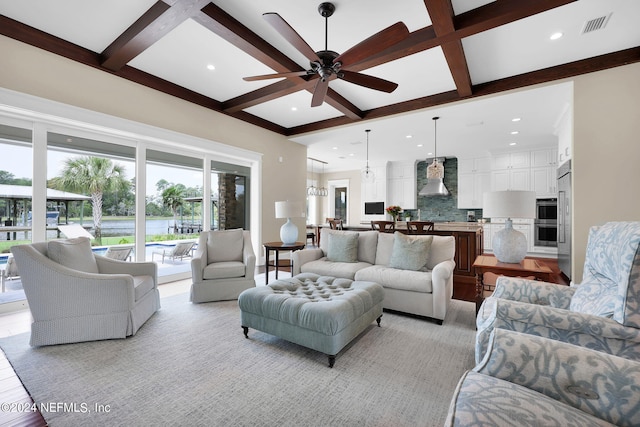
(389, 232, 433, 271)
(48, 237, 99, 273)
(327, 232, 359, 263)
(569, 280, 617, 318)
(207, 229, 244, 264)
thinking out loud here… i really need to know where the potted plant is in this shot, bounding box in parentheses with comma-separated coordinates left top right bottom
(386, 205, 402, 223)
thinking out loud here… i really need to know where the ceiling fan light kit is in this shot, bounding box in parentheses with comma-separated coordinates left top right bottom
(244, 3, 409, 107)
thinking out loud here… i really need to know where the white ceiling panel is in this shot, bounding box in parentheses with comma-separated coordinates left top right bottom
(128, 19, 276, 101)
(463, 0, 640, 84)
(0, 0, 157, 52)
(214, 0, 430, 71)
(244, 90, 344, 128)
(330, 47, 457, 110)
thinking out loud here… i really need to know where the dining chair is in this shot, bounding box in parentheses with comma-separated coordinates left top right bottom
(371, 221, 395, 232)
(328, 219, 343, 230)
(407, 221, 435, 234)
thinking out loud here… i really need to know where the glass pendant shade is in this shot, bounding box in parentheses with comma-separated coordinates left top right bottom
(361, 129, 375, 183)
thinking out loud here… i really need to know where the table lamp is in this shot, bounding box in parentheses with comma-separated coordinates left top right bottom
(482, 190, 536, 263)
(275, 201, 304, 245)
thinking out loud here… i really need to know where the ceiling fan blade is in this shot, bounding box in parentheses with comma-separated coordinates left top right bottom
(263, 12, 320, 63)
(243, 70, 310, 82)
(335, 22, 409, 67)
(339, 70, 398, 93)
(311, 78, 330, 107)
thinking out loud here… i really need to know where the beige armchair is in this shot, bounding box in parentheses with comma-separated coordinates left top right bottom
(10, 237, 160, 346)
(190, 229, 256, 303)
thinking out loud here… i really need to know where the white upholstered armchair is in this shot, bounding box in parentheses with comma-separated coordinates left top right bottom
(190, 229, 256, 303)
(10, 237, 160, 346)
(476, 221, 640, 363)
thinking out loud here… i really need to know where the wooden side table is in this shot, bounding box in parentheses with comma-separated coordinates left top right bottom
(263, 242, 305, 284)
(473, 255, 554, 313)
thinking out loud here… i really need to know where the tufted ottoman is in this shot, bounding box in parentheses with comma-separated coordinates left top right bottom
(238, 273, 384, 367)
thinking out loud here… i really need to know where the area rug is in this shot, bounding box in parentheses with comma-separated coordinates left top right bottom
(0, 291, 476, 426)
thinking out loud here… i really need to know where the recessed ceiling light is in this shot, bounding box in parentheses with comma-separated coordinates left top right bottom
(291, 107, 297, 111)
(427, 152, 433, 156)
(349, 153, 354, 156)
(509, 142, 517, 146)
(206, 64, 215, 71)
(332, 146, 338, 150)
(511, 131, 519, 135)
(550, 32, 563, 40)
(406, 135, 413, 139)
(417, 144, 423, 148)
(512, 117, 521, 122)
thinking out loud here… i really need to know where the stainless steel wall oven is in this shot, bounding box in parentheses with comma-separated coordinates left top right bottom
(535, 198, 558, 247)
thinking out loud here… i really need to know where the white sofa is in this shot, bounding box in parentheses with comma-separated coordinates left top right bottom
(291, 229, 456, 324)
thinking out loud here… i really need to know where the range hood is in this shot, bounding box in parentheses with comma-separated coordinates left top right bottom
(419, 157, 450, 196)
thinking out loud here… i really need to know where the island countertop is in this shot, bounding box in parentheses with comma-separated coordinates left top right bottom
(394, 221, 484, 232)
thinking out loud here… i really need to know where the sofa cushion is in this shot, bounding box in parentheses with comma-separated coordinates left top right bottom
(327, 232, 359, 263)
(47, 237, 99, 274)
(300, 258, 373, 280)
(389, 232, 433, 271)
(203, 261, 246, 280)
(320, 229, 378, 264)
(570, 282, 616, 318)
(207, 229, 243, 264)
(374, 232, 395, 266)
(355, 265, 433, 293)
(426, 235, 456, 270)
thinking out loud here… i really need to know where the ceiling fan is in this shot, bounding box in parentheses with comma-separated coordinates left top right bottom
(243, 2, 410, 107)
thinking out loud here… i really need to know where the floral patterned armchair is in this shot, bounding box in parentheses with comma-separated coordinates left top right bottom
(476, 221, 640, 364)
(447, 329, 640, 426)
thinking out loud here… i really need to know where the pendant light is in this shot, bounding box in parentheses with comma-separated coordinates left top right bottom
(418, 116, 450, 196)
(318, 161, 328, 197)
(307, 158, 318, 196)
(361, 129, 375, 183)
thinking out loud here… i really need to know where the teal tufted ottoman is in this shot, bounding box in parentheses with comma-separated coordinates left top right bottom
(238, 272, 384, 367)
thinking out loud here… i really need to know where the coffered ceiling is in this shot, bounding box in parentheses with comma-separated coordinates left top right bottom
(1, 1, 639, 171)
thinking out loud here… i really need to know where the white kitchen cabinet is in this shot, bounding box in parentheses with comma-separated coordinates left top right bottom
(458, 171, 491, 208)
(483, 224, 492, 251)
(387, 161, 416, 209)
(531, 166, 557, 197)
(458, 156, 491, 174)
(492, 151, 530, 170)
(491, 168, 529, 191)
(531, 148, 558, 168)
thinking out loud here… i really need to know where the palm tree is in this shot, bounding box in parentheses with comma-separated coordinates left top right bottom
(162, 185, 184, 233)
(51, 156, 129, 243)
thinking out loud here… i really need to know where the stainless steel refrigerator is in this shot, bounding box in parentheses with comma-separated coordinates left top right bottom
(557, 160, 571, 279)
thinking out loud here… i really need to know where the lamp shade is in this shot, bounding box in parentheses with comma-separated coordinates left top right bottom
(482, 191, 536, 219)
(275, 201, 304, 219)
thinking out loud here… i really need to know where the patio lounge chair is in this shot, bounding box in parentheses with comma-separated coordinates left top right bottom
(105, 246, 133, 261)
(152, 241, 195, 263)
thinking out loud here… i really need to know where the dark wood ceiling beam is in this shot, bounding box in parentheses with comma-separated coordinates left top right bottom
(195, 4, 303, 74)
(348, 0, 577, 73)
(454, 0, 577, 39)
(289, 46, 640, 135)
(101, 0, 211, 71)
(323, 88, 362, 120)
(223, 79, 314, 113)
(424, 0, 472, 97)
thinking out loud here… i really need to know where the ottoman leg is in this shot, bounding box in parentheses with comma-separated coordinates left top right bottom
(328, 355, 336, 368)
(376, 315, 382, 327)
(242, 326, 249, 338)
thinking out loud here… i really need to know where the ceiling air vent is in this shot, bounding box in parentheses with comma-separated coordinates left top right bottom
(581, 13, 611, 34)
